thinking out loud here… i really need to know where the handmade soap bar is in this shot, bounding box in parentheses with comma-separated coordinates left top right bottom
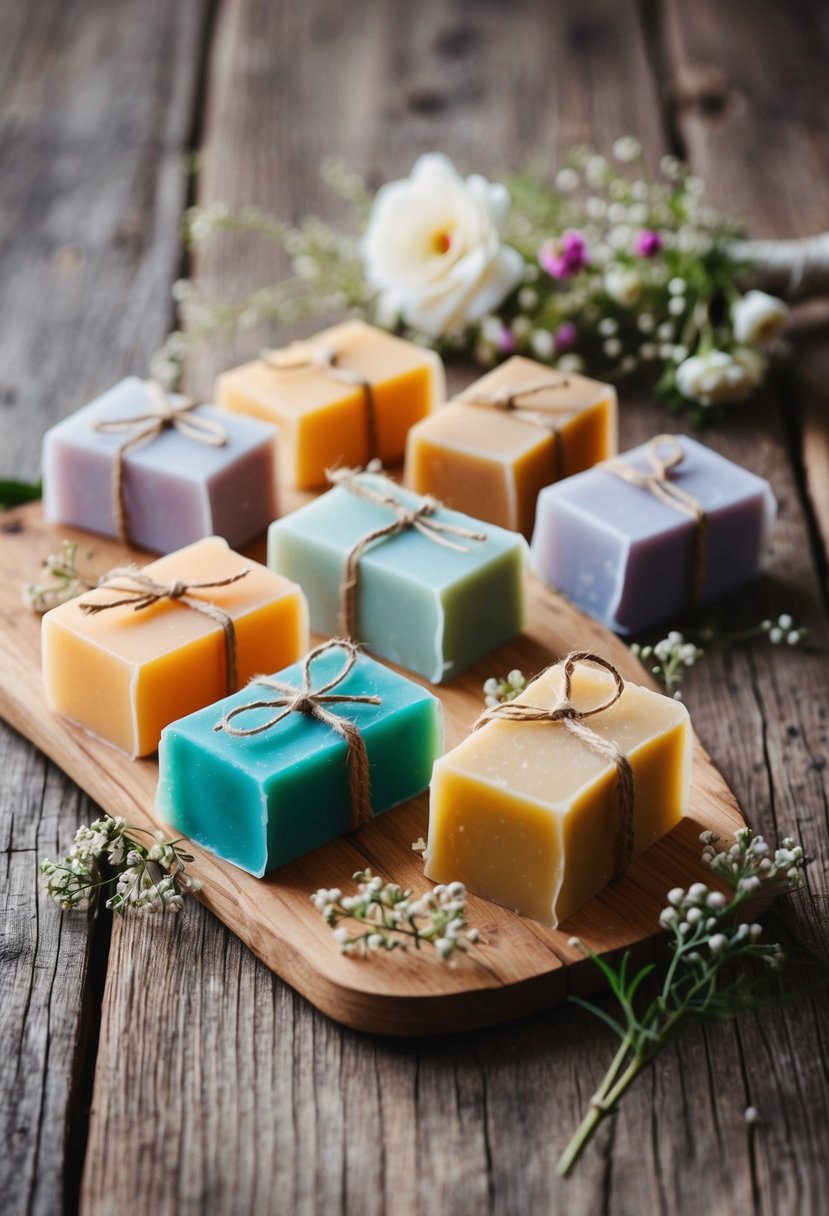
(42, 537, 308, 758)
(405, 355, 617, 537)
(43, 377, 279, 553)
(215, 319, 445, 489)
(425, 655, 691, 927)
(268, 469, 526, 683)
(531, 435, 776, 635)
(157, 641, 444, 876)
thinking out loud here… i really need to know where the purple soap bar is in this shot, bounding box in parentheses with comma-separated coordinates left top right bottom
(43, 378, 279, 554)
(531, 435, 776, 634)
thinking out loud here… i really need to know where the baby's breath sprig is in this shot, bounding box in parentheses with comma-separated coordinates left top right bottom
(22, 540, 99, 613)
(557, 827, 806, 1177)
(482, 669, 528, 707)
(631, 612, 810, 699)
(312, 870, 480, 960)
(40, 814, 201, 917)
(630, 631, 703, 698)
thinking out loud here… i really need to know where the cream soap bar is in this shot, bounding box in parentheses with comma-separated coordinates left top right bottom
(424, 656, 691, 927)
(215, 319, 445, 489)
(268, 469, 526, 683)
(43, 377, 279, 553)
(405, 355, 617, 537)
(42, 537, 309, 758)
(158, 642, 444, 876)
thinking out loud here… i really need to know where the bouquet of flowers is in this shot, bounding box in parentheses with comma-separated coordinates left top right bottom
(157, 138, 829, 422)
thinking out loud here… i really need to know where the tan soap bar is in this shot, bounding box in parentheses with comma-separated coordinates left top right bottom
(405, 355, 617, 536)
(424, 658, 690, 927)
(42, 537, 309, 758)
(215, 319, 445, 489)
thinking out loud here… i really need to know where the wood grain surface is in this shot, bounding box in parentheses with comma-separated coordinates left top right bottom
(1, 1, 828, 1214)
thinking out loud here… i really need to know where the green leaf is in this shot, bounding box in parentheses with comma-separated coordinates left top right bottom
(0, 477, 42, 509)
(569, 996, 627, 1042)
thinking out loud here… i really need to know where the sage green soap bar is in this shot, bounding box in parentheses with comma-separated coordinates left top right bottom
(157, 645, 443, 876)
(268, 473, 526, 683)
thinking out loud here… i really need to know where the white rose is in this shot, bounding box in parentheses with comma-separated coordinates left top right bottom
(675, 349, 755, 406)
(362, 154, 525, 338)
(732, 290, 789, 345)
(732, 345, 767, 387)
(604, 267, 642, 306)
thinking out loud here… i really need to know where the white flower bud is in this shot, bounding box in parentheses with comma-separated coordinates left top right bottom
(709, 934, 729, 955)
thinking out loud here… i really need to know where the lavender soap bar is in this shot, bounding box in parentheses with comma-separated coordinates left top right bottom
(268, 469, 526, 683)
(531, 435, 776, 635)
(157, 641, 444, 876)
(43, 377, 279, 553)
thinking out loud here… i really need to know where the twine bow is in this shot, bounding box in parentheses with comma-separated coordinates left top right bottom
(93, 380, 227, 544)
(79, 566, 249, 694)
(600, 435, 708, 604)
(459, 377, 572, 480)
(474, 651, 635, 881)
(261, 342, 379, 462)
(327, 464, 488, 639)
(213, 639, 381, 831)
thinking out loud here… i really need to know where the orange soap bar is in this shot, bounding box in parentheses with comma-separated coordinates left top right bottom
(405, 355, 617, 537)
(42, 537, 309, 758)
(215, 319, 445, 489)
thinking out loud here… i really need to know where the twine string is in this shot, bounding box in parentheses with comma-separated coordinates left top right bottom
(459, 377, 572, 480)
(213, 639, 382, 831)
(474, 651, 635, 880)
(261, 342, 379, 463)
(79, 566, 249, 693)
(327, 465, 488, 639)
(600, 434, 708, 604)
(93, 380, 227, 544)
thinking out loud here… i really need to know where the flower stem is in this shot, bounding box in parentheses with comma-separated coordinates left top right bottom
(556, 1048, 646, 1177)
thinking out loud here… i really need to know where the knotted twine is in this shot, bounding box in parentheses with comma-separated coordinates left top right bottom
(261, 342, 379, 462)
(327, 465, 488, 639)
(213, 639, 381, 832)
(458, 377, 572, 481)
(79, 566, 249, 694)
(474, 651, 635, 881)
(600, 434, 708, 605)
(93, 380, 227, 544)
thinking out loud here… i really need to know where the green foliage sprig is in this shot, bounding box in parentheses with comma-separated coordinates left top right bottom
(557, 828, 806, 1176)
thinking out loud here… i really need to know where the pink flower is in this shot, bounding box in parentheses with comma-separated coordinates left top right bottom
(539, 230, 588, 279)
(496, 326, 516, 354)
(635, 229, 662, 258)
(554, 322, 578, 352)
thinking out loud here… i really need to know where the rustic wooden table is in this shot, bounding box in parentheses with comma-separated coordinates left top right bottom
(3, 2, 828, 1213)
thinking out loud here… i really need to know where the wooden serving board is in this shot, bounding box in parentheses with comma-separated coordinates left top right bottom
(0, 502, 746, 1036)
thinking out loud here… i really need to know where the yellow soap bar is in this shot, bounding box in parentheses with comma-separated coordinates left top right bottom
(215, 319, 445, 489)
(405, 355, 617, 536)
(424, 660, 690, 927)
(42, 537, 309, 758)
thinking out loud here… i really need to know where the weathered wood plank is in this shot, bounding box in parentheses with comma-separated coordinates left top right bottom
(70, 2, 829, 1216)
(0, 0, 212, 1213)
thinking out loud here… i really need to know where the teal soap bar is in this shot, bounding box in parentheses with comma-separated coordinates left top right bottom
(157, 643, 443, 876)
(268, 471, 526, 683)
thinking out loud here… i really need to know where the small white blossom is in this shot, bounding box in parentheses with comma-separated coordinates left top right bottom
(605, 267, 642, 306)
(676, 349, 755, 407)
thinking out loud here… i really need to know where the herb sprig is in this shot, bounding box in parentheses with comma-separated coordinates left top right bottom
(557, 828, 806, 1176)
